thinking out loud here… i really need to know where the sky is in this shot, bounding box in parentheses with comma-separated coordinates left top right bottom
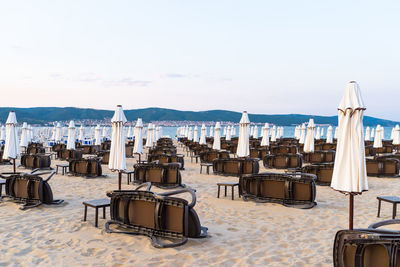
(1, 0, 399, 120)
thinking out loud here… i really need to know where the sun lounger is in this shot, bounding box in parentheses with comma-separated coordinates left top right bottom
(239, 172, 317, 208)
(20, 154, 51, 169)
(302, 150, 336, 164)
(69, 158, 103, 177)
(212, 158, 259, 177)
(133, 163, 184, 189)
(0, 169, 64, 209)
(366, 157, 400, 177)
(57, 149, 83, 161)
(270, 145, 297, 155)
(105, 183, 207, 248)
(199, 150, 230, 163)
(263, 154, 302, 170)
(301, 163, 334, 185)
(51, 143, 66, 152)
(147, 154, 185, 170)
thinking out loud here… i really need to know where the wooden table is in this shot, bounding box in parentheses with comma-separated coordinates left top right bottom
(56, 163, 69, 175)
(217, 182, 240, 200)
(200, 163, 213, 174)
(0, 178, 5, 199)
(121, 170, 135, 184)
(377, 196, 400, 219)
(83, 198, 111, 227)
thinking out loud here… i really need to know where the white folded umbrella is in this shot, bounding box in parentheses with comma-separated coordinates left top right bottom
(253, 125, 258, 139)
(0, 126, 5, 140)
(321, 127, 324, 137)
(236, 111, 250, 157)
(393, 125, 400, 145)
(315, 127, 321, 140)
(199, 124, 206, 145)
(67, 120, 76, 150)
(299, 124, 306, 144)
(303, 119, 315, 153)
(371, 128, 375, 138)
(193, 126, 199, 142)
(94, 125, 101, 145)
(78, 125, 85, 141)
(209, 126, 214, 137)
(146, 124, 154, 148)
(365, 126, 370, 141)
(188, 127, 193, 141)
(326, 126, 333, 144)
(270, 125, 277, 142)
(133, 118, 144, 155)
(260, 123, 270, 146)
(331, 81, 368, 230)
(55, 123, 62, 143)
(108, 105, 127, 190)
(212, 122, 221, 150)
(226, 126, 231, 141)
(373, 125, 383, 148)
(20, 122, 29, 148)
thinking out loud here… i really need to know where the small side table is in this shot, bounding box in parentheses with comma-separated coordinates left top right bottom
(191, 155, 200, 163)
(377, 196, 400, 219)
(83, 198, 111, 227)
(56, 163, 69, 175)
(217, 182, 240, 200)
(200, 163, 213, 174)
(121, 170, 134, 184)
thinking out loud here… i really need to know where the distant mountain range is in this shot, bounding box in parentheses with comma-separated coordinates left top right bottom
(0, 107, 398, 126)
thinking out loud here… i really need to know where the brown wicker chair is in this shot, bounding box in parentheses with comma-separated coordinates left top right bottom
(97, 150, 110, 164)
(270, 145, 297, 155)
(263, 154, 302, 170)
(366, 158, 400, 177)
(57, 149, 83, 161)
(302, 150, 336, 164)
(133, 163, 183, 189)
(147, 154, 185, 170)
(302, 163, 334, 185)
(105, 183, 207, 248)
(51, 143, 66, 152)
(199, 150, 230, 163)
(240, 172, 317, 208)
(69, 158, 103, 177)
(315, 143, 337, 151)
(20, 154, 51, 169)
(212, 158, 259, 177)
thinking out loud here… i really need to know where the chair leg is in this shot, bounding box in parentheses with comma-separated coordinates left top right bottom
(200, 165, 202, 174)
(231, 186, 234, 200)
(224, 186, 227, 197)
(83, 205, 87, 221)
(217, 186, 220, 198)
(103, 207, 106, 219)
(377, 200, 381, 217)
(394, 203, 397, 219)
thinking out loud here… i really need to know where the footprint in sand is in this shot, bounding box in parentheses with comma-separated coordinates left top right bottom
(227, 227, 238, 232)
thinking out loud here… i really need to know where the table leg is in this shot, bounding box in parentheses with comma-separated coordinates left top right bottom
(103, 207, 106, 219)
(56, 166, 59, 174)
(84, 205, 87, 221)
(224, 186, 227, 197)
(393, 203, 397, 219)
(200, 165, 203, 174)
(95, 208, 99, 227)
(377, 200, 381, 217)
(217, 186, 220, 198)
(207, 166, 210, 175)
(231, 186, 234, 200)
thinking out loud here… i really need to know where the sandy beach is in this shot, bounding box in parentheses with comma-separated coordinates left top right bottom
(0, 143, 396, 267)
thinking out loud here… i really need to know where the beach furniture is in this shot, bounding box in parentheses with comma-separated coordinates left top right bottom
(366, 158, 400, 177)
(217, 182, 240, 200)
(57, 148, 83, 161)
(96, 150, 110, 164)
(20, 154, 51, 169)
(68, 157, 103, 177)
(133, 163, 184, 189)
(212, 157, 259, 177)
(302, 163, 334, 185)
(263, 154, 302, 170)
(302, 150, 336, 164)
(239, 172, 317, 208)
(55, 163, 69, 175)
(105, 183, 208, 248)
(83, 198, 110, 227)
(376, 196, 400, 219)
(147, 154, 185, 170)
(270, 145, 297, 155)
(199, 150, 230, 164)
(51, 143, 66, 152)
(0, 169, 64, 209)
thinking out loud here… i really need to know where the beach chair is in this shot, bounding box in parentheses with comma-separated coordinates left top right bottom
(366, 158, 400, 177)
(69, 158, 103, 177)
(105, 183, 208, 248)
(97, 150, 110, 164)
(302, 150, 336, 164)
(51, 143, 66, 152)
(57, 149, 83, 161)
(133, 163, 184, 189)
(0, 169, 64, 209)
(240, 172, 317, 208)
(301, 163, 334, 185)
(270, 145, 297, 155)
(263, 154, 302, 170)
(212, 158, 259, 177)
(20, 154, 51, 169)
(333, 219, 400, 267)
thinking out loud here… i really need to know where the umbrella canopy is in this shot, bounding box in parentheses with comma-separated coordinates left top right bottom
(326, 126, 333, 143)
(20, 122, 29, 148)
(230, 126, 235, 137)
(109, 105, 127, 172)
(78, 125, 85, 141)
(393, 125, 400, 145)
(0, 126, 5, 140)
(373, 125, 383, 148)
(315, 127, 321, 140)
(294, 126, 300, 139)
(127, 126, 133, 138)
(253, 125, 258, 139)
(209, 126, 214, 137)
(193, 126, 199, 143)
(55, 123, 62, 142)
(94, 125, 102, 145)
(270, 126, 277, 142)
(146, 124, 154, 148)
(102, 127, 107, 140)
(199, 124, 206, 145)
(260, 123, 270, 146)
(236, 111, 250, 157)
(303, 119, 315, 153)
(334, 127, 339, 139)
(212, 122, 221, 150)
(66, 121, 76, 150)
(365, 126, 370, 141)
(226, 126, 231, 141)
(3, 111, 20, 160)
(331, 81, 368, 230)
(371, 128, 375, 138)
(188, 127, 193, 141)
(133, 118, 144, 154)
(321, 127, 324, 137)
(299, 124, 306, 144)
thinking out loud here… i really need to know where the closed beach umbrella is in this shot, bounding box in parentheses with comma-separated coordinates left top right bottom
(55, 123, 62, 143)
(303, 119, 315, 153)
(321, 127, 324, 138)
(294, 126, 300, 139)
(127, 126, 133, 139)
(299, 124, 306, 144)
(79, 125, 85, 141)
(371, 128, 375, 138)
(209, 126, 214, 137)
(334, 127, 338, 139)
(315, 127, 321, 140)
(94, 125, 101, 145)
(253, 125, 258, 139)
(230, 126, 235, 137)
(391, 128, 395, 140)
(193, 126, 199, 143)
(20, 122, 29, 149)
(393, 125, 400, 145)
(226, 126, 231, 141)
(109, 105, 127, 190)
(133, 118, 144, 162)
(102, 127, 107, 141)
(146, 124, 154, 148)
(66, 120, 76, 150)
(331, 81, 368, 230)
(326, 126, 333, 144)
(365, 126, 370, 141)
(270, 126, 277, 142)
(199, 124, 206, 145)
(236, 111, 250, 157)
(188, 127, 193, 141)
(212, 122, 221, 150)
(0, 126, 5, 140)
(260, 123, 270, 146)
(373, 125, 383, 148)
(3, 111, 20, 172)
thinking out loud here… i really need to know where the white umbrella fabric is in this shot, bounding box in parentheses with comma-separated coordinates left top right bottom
(331, 81, 368, 230)
(303, 119, 315, 153)
(365, 127, 370, 141)
(199, 124, 206, 145)
(55, 123, 62, 143)
(3, 111, 20, 172)
(212, 122, 221, 150)
(108, 105, 127, 190)
(299, 124, 306, 144)
(0, 126, 5, 141)
(133, 118, 144, 162)
(326, 126, 333, 143)
(193, 126, 199, 143)
(20, 122, 29, 149)
(78, 125, 85, 141)
(260, 123, 270, 146)
(146, 124, 154, 148)
(209, 126, 214, 137)
(236, 111, 250, 157)
(95, 125, 102, 145)
(226, 126, 231, 141)
(373, 125, 383, 148)
(66, 120, 76, 150)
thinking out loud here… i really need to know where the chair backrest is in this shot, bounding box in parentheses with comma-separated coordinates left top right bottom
(133, 163, 182, 187)
(69, 158, 102, 177)
(263, 154, 302, 169)
(366, 158, 400, 177)
(21, 154, 51, 169)
(212, 158, 259, 176)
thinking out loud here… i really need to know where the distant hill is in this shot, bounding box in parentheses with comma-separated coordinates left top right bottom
(0, 107, 398, 126)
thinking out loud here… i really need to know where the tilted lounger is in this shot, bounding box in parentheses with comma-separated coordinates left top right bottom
(302, 150, 336, 164)
(51, 143, 66, 152)
(315, 143, 337, 151)
(147, 154, 185, 170)
(366, 158, 400, 177)
(97, 150, 110, 164)
(26, 146, 46, 155)
(270, 145, 297, 155)
(199, 150, 230, 164)
(57, 149, 83, 161)
(20, 154, 51, 169)
(212, 158, 259, 177)
(80, 145, 99, 155)
(263, 154, 302, 170)
(69, 158, 103, 177)
(0, 169, 64, 209)
(301, 163, 334, 186)
(239, 172, 317, 209)
(133, 163, 184, 189)
(105, 183, 208, 248)
(333, 219, 400, 267)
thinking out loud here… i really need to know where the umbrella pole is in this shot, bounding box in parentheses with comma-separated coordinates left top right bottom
(13, 159, 16, 173)
(349, 194, 354, 230)
(118, 171, 122, 190)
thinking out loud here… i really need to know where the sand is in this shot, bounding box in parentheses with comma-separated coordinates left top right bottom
(0, 143, 396, 267)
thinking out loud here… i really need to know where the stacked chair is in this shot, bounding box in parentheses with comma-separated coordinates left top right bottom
(20, 154, 51, 170)
(69, 157, 103, 177)
(133, 163, 184, 188)
(213, 158, 259, 177)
